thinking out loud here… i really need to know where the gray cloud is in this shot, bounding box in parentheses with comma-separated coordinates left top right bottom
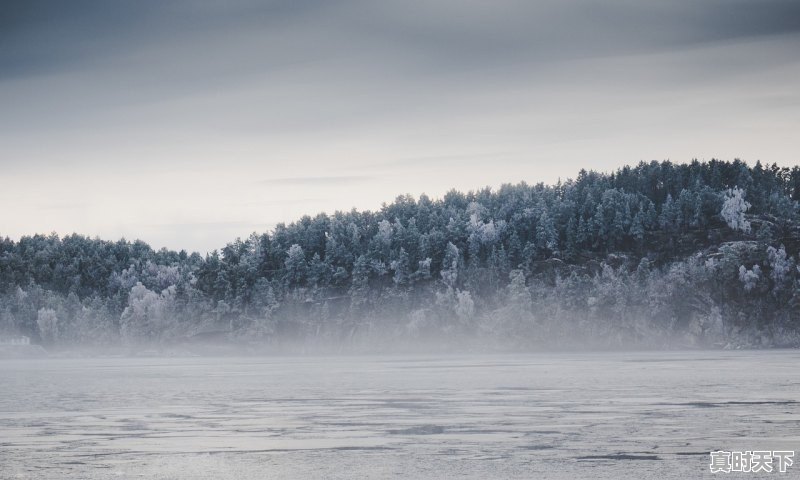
(3, 1, 799, 133)
(3, 1, 799, 76)
(1, 1, 799, 251)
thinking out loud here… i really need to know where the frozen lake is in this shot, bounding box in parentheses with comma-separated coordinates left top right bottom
(1, 351, 798, 479)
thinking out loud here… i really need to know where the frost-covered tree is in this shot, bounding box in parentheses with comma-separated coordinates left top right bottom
(36, 308, 59, 345)
(660, 194, 679, 232)
(349, 255, 371, 314)
(284, 244, 307, 287)
(414, 257, 432, 281)
(767, 245, 793, 285)
(738, 265, 761, 292)
(375, 219, 393, 246)
(247, 278, 278, 338)
(440, 242, 460, 290)
(454, 289, 475, 325)
(535, 211, 557, 255)
(120, 283, 176, 343)
(391, 248, 410, 287)
(721, 187, 751, 233)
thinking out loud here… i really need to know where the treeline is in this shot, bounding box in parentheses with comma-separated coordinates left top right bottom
(2, 159, 800, 350)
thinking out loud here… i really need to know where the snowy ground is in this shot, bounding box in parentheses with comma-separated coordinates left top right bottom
(1, 351, 798, 479)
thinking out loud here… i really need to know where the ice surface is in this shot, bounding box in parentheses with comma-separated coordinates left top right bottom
(1, 351, 798, 479)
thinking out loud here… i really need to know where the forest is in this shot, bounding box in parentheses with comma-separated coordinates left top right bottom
(2, 159, 800, 351)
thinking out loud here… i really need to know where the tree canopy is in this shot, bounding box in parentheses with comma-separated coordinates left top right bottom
(2, 159, 800, 350)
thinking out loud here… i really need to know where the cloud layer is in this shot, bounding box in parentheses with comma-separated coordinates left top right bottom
(1, 0, 799, 252)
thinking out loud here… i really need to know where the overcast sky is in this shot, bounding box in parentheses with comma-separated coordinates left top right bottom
(2, 0, 799, 253)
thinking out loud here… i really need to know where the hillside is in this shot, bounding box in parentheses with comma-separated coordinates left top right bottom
(2, 159, 800, 351)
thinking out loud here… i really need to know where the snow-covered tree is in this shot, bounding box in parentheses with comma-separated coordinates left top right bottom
(721, 187, 751, 233)
(454, 289, 475, 324)
(535, 211, 557, 254)
(767, 245, 794, 288)
(375, 219, 393, 246)
(284, 244, 307, 287)
(391, 248, 410, 286)
(440, 242, 460, 289)
(120, 283, 176, 343)
(738, 265, 760, 292)
(36, 308, 59, 345)
(414, 257, 432, 281)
